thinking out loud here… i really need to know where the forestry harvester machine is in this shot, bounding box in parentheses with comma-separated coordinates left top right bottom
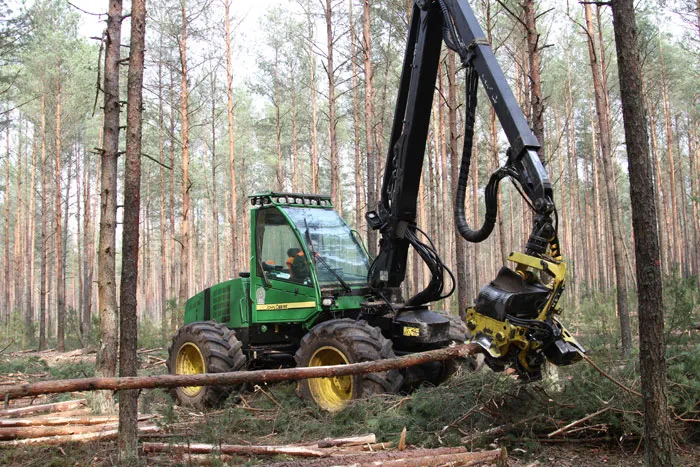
(167, 0, 584, 411)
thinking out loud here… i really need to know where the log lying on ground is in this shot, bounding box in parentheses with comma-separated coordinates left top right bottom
(0, 425, 160, 446)
(0, 422, 119, 440)
(0, 344, 479, 400)
(266, 447, 507, 467)
(0, 413, 154, 428)
(143, 434, 381, 460)
(292, 433, 376, 448)
(346, 449, 507, 467)
(0, 399, 86, 418)
(143, 442, 329, 458)
(317, 433, 376, 448)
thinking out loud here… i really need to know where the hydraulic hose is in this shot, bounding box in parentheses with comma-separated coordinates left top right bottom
(454, 64, 505, 243)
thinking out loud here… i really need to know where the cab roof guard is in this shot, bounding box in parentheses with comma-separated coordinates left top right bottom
(249, 191, 334, 208)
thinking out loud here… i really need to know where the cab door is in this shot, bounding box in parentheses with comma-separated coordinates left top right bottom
(250, 207, 319, 324)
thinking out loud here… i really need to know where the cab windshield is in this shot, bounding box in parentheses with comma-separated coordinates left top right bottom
(282, 207, 370, 288)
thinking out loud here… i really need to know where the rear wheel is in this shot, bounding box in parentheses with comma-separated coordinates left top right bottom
(295, 319, 403, 411)
(167, 321, 246, 409)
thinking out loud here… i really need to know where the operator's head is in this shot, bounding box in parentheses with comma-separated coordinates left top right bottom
(287, 248, 301, 258)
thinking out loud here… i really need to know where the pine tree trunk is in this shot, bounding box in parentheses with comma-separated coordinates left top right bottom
(157, 39, 168, 342)
(306, 0, 319, 194)
(97, 0, 122, 379)
(290, 67, 299, 192)
(522, 0, 544, 152)
(39, 95, 48, 351)
(659, 38, 680, 270)
(55, 72, 65, 352)
(610, 1, 676, 464)
(584, 4, 631, 354)
(3, 121, 11, 325)
(363, 0, 377, 256)
(14, 117, 24, 328)
(688, 118, 699, 276)
(645, 87, 669, 275)
(350, 0, 363, 230)
(274, 47, 283, 191)
(177, 0, 191, 313)
(210, 73, 220, 285)
(25, 125, 38, 346)
(224, 0, 240, 273)
(118, 0, 145, 457)
(169, 69, 178, 327)
(80, 148, 92, 341)
(325, 0, 341, 212)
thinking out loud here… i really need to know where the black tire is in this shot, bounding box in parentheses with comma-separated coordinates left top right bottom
(294, 319, 403, 411)
(167, 321, 246, 409)
(403, 314, 482, 390)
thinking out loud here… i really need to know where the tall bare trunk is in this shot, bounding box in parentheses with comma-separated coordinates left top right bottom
(584, 3, 631, 354)
(610, 1, 676, 463)
(3, 119, 10, 324)
(169, 70, 177, 327)
(210, 75, 220, 285)
(645, 84, 669, 274)
(363, 0, 377, 256)
(157, 39, 168, 341)
(39, 96, 48, 350)
(688, 117, 699, 276)
(522, 0, 544, 152)
(177, 0, 190, 314)
(224, 0, 239, 273)
(290, 64, 299, 192)
(306, 0, 319, 194)
(325, 0, 341, 212)
(350, 0, 363, 229)
(55, 70, 65, 352)
(274, 47, 283, 191)
(25, 125, 38, 346)
(97, 0, 122, 378)
(14, 117, 23, 326)
(118, 0, 145, 457)
(80, 147, 93, 341)
(659, 38, 680, 270)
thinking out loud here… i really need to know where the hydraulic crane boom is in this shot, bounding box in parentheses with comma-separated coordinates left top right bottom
(366, 0, 583, 379)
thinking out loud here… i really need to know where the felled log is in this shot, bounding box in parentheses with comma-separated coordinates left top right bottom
(0, 413, 154, 428)
(0, 425, 160, 446)
(353, 448, 507, 466)
(142, 442, 329, 458)
(0, 344, 478, 400)
(0, 399, 86, 418)
(0, 422, 119, 440)
(266, 447, 507, 467)
(327, 442, 393, 453)
(316, 434, 376, 448)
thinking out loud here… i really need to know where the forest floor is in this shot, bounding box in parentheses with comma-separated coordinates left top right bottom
(0, 339, 698, 467)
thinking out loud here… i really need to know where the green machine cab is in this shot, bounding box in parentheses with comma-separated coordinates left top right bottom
(167, 192, 469, 411)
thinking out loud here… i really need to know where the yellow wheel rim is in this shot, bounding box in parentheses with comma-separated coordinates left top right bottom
(175, 342, 205, 397)
(308, 346, 352, 411)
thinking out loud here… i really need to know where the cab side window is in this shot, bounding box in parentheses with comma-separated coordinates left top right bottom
(256, 209, 308, 283)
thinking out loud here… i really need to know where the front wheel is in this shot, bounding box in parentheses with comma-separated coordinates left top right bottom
(294, 319, 403, 411)
(166, 321, 246, 409)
